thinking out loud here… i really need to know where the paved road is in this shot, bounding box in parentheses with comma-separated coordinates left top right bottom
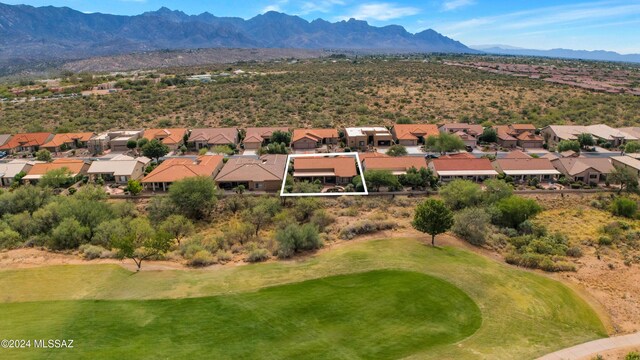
(538, 332, 640, 360)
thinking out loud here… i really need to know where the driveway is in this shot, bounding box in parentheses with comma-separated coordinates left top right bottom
(537, 332, 640, 360)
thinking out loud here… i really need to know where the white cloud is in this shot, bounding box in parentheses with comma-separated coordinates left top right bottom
(441, 0, 475, 12)
(262, 0, 290, 13)
(299, 0, 345, 15)
(340, 2, 420, 21)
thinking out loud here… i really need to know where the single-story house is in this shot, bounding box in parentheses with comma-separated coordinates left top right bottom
(619, 127, 640, 139)
(502, 150, 532, 159)
(391, 124, 440, 146)
(292, 156, 358, 185)
(516, 132, 545, 149)
(141, 155, 224, 191)
(0, 133, 53, 154)
(439, 152, 476, 159)
(0, 134, 12, 148)
(291, 129, 339, 150)
(345, 127, 394, 151)
(88, 130, 143, 154)
(188, 128, 239, 149)
(541, 125, 637, 148)
(143, 128, 188, 150)
(495, 127, 517, 148)
(494, 124, 540, 149)
(87, 156, 149, 184)
(23, 159, 90, 183)
(611, 156, 640, 178)
(454, 131, 477, 148)
(428, 158, 498, 182)
(362, 156, 428, 175)
(551, 157, 614, 184)
(493, 158, 560, 182)
(243, 127, 290, 150)
(439, 123, 483, 137)
(215, 154, 287, 191)
(41, 132, 94, 152)
(0, 160, 38, 187)
(357, 152, 389, 161)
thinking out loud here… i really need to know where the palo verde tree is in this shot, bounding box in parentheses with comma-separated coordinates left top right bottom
(412, 198, 454, 246)
(168, 176, 220, 220)
(424, 133, 466, 154)
(610, 166, 639, 194)
(111, 218, 173, 271)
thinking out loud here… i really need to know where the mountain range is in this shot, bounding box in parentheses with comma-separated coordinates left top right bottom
(0, 3, 474, 62)
(472, 45, 640, 64)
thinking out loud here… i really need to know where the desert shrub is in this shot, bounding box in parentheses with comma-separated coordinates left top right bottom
(626, 351, 640, 360)
(566, 246, 583, 258)
(310, 209, 335, 231)
(293, 197, 321, 222)
(79, 244, 107, 259)
(187, 250, 215, 267)
(439, 179, 483, 210)
(610, 197, 637, 218)
(275, 223, 322, 258)
(452, 207, 491, 246)
(598, 236, 613, 246)
(0, 222, 22, 249)
(339, 220, 396, 240)
(246, 248, 270, 263)
(506, 232, 574, 272)
(216, 250, 233, 263)
(494, 195, 542, 229)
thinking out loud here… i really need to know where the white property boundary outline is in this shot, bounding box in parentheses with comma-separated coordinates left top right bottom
(280, 152, 369, 197)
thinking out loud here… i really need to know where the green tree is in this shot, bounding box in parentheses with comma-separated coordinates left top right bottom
(112, 218, 173, 271)
(126, 179, 143, 195)
(159, 214, 194, 245)
(624, 141, 640, 154)
(39, 168, 74, 189)
(50, 218, 91, 250)
(293, 197, 321, 222)
(577, 133, 595, 149)
(242, 198, 281, 235)
(259, 142, 288, 155)
(424, 133, 466, 154)
(412, 199, 454, 246)
(609, 166, 639, 194)
(386, 144, 408, 156)
(483, 179, 513, 204)
(363, 169, 401, 191)
(478, 128, 497, 143)
(557, 140, 580, 153)
(35, 149, 52, 162)
(211, 145, 234, 155)
(439, 179, 483, 210)
(610, 197, 637, 218)
(141, 139, 170, 162)
(137, 138, 149, 148)
(495, 196, 542, 229)
(275, 223, 322, 258)
(126, 139, 138, 151)
(271, 130, 292, 146)
(168, 176, 220, 220)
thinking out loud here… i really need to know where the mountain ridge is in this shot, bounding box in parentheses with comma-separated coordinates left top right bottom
(0, 2, 476, 62)
(472, 45, 640, 63)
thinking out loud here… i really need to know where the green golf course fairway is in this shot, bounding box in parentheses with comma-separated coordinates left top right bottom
(0, 238, 606, 359)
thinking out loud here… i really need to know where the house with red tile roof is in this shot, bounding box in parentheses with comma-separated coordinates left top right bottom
(291, 129, 339, 150)
(362, 156, 428, 175)
(493, 158, 560, 182)
(0, 133, 53, 154)
(142, 155, 224, 191)
(428, 158, 498, 182)
(292, 156, 357, 185)
(243, 127, 289, 150)
(215, 154, 287, 191)
(439, 123, 483, 137)
(188, 128, 239, 150)
(494, 124, 540, 149)
(23, 159, 90, 183)
(41, 132, 94, 152)
(391, 124, 439, 146)
(143, 128, 188, 150)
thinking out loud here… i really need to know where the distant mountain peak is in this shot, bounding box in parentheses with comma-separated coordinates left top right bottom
(473, 45, 640, 63)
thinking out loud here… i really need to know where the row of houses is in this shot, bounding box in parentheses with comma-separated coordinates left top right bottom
(2, 124, 639, 155)
(2, 150, 638, 191)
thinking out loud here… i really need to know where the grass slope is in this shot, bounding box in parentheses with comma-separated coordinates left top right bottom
(0, 238, 606, 359)
(0, 270, 481, 360)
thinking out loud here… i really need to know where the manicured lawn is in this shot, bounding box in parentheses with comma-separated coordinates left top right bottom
(0, 270, 481, 360)
(0, 238, 606, 359)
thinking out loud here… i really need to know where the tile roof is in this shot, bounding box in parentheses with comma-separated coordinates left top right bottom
(291, 129, 339, 143)
(502, 150, 532, 159)
(619, 127, 640, 138)
(495, 158, 559, 171)
(244, 127, 290, 144)
(215, 155, 287, 182)
(0, 133, 52, 150)
(142, 155, 224, 183)
(439, 152, 476, 159)
(293, 156, 357, 177)
(363, 156, 427, 173)
(393, 124, 440, 140)
(552, 157, 614, 176)
(545, 125, 637, 141)
(0, 134, 11, 147)
(357, 152, 389, 160)
(143, 128, 188, 145)
(88, 158, 145, 176)
(439, 123, 484, 135)
(495, 126, 517, 141)
(611, 156, 640, 170)
(430, 158, 496, 172)
(188, 128, 238, 145)
(510, 124, 536, 131)
(517, 132, 544, 141)
(42, 132, 94, 148)
(24, 159, 87, 178)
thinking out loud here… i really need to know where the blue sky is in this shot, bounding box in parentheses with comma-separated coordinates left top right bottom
(4, 0, 640, 53)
